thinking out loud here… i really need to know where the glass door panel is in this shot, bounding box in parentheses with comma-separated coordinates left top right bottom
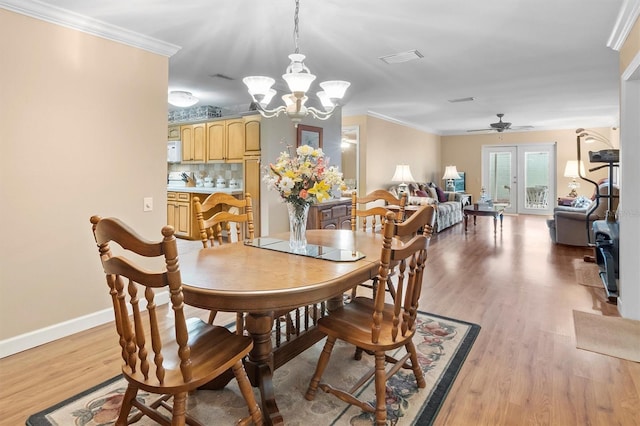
(482, 144, 556, 215)
(521, 151, 551, 213)
(483, 147, 517, 214)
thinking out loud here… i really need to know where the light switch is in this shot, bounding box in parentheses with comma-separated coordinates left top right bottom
(143, 197, 153, 212)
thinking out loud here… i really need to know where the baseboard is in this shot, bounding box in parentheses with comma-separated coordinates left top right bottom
(0, 291, 170, 359)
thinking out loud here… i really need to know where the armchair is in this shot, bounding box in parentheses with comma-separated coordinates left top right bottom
(547, 182, 619, 246)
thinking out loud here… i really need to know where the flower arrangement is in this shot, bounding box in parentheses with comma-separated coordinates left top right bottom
(264, 144, 345, 207)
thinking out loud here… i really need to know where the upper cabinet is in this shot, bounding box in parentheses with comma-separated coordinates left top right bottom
(168, 125, 180, 141)
(207, 118, 244, 162)
(244, 115, 261, 155)
(171, 114, 261, 164)
(181, 123, 206, 163)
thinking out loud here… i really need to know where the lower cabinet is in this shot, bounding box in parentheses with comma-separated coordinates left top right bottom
(307, 198, 352, 230)
(168, 191, 214, 240)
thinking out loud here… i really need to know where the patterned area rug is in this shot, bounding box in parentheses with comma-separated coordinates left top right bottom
(26, 311, 480, 426)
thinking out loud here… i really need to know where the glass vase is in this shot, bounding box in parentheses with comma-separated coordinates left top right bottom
(287, 203, 310, 252)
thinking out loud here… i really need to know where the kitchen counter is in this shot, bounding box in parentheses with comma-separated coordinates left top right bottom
(167, 186, 243, 195)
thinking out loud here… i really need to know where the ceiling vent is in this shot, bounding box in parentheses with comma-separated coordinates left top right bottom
(379, 50, 424, 64)
(448, 97, 476, 103)
(209, 73, 235, 81)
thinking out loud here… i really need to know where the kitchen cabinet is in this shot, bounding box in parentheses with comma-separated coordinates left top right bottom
(244, 115, 261, 155)
(167, 191, 193, 238)
(167, 191, 207, 240)
(206, 119, 244, 162)
(180, 123, 206, 162)
(168, 125, 180, 140)
(244, 156, 261, 237)
(307, 198, 352, 230)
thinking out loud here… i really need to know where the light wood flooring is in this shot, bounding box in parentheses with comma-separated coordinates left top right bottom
(1, 215, 639, 425)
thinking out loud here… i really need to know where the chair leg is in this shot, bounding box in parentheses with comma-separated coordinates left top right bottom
(232, 360, 263, 426)
(115, 383, 138, 426)
(236, 312, 245, 335)
(373, 352, 387, 426)
(305, 336, 336, 400)
(406, 340, 426, 388)
(171, 391, 187, 426)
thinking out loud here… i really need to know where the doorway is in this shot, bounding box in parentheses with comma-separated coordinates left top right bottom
(481, 143, 556, 215)
(341, 125, 359, 192)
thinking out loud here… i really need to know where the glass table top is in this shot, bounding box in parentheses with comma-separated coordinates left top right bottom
(245, 237, 366, 262)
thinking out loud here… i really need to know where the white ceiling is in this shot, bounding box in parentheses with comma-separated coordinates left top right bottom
(14, 0, 628, 135)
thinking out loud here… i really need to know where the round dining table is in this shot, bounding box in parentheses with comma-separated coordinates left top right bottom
(178, 229, 385, 426)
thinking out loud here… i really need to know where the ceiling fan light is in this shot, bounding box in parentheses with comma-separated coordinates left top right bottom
(319, 80, 351, 100)
(168, 91, 199, 107)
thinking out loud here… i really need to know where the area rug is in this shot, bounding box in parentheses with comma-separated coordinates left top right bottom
(573, 310, 640, 362)
(572, 258, 603, 288)
(26, 311, 480, 426)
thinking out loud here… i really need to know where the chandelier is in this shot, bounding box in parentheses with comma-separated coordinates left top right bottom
(242, 0, 350, 127)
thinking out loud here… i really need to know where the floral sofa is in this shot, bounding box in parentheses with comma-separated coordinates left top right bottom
(388, 182, 469, 232)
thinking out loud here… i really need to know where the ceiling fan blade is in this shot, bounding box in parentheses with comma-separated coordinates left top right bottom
(467, 128, 495, 132)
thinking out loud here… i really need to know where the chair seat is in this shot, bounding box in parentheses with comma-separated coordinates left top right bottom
(123, 317, 253, 394)
(317, 297, 415, 352)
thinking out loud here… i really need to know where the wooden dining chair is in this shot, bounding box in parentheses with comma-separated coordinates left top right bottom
(90, 216, 262, 426)
(194, 192, 255, 247)
(351, 189, 407, 233)
(305, 205, 436, 426)
(194, 192, 254, 328)
(350, 189, 407, 300)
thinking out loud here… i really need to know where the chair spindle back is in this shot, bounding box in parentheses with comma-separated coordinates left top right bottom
(90, 216, 192, 383)
(194, 192, 254, 248)
(372, 206, 435, 344)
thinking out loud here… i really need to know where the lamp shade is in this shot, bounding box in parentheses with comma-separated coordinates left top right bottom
(563, 160, 585, 178)
(442, 165, 461, 180)
(391, 165, 415, 183)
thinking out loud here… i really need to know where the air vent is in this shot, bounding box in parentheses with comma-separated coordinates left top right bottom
(448, 97, 476, 103)
(209, 73, 235, 81)
(379, 50, 424, 64)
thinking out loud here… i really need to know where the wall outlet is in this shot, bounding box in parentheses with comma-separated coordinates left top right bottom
(143, 197, 153, 212)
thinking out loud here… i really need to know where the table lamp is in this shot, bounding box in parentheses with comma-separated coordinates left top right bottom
(442, 165, 461, 192)
(563, 160, 585, 197)
(391, 164, 415, 194)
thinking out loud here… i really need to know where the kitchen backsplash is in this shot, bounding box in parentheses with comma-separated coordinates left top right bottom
(167, 163, 244, 185)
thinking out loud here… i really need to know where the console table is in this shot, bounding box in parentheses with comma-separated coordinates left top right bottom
(306, 198, 352, 230)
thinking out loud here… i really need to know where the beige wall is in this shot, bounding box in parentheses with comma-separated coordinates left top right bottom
(620, 15, 640, 72)
(441, 127, 617, 200)
(343, 115, 440, 194)
(0, 11, 168, 341)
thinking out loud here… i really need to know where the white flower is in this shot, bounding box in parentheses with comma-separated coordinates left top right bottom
(280, 176, 295, 193)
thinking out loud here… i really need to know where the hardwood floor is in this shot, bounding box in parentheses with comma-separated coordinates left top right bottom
(1, 215, 638, 425)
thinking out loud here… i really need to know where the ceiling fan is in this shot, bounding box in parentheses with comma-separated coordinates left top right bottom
(467, 113, 533, 133)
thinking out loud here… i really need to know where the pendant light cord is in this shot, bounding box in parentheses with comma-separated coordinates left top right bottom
(293, 0, 300, 54)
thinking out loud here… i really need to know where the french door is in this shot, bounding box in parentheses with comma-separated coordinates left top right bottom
(481, 143, 556, 215)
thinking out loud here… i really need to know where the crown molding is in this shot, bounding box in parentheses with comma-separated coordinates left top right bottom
(365, 110, 442, 136)
(0, 0, 181, 57)
(607, 0, 640, 51)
